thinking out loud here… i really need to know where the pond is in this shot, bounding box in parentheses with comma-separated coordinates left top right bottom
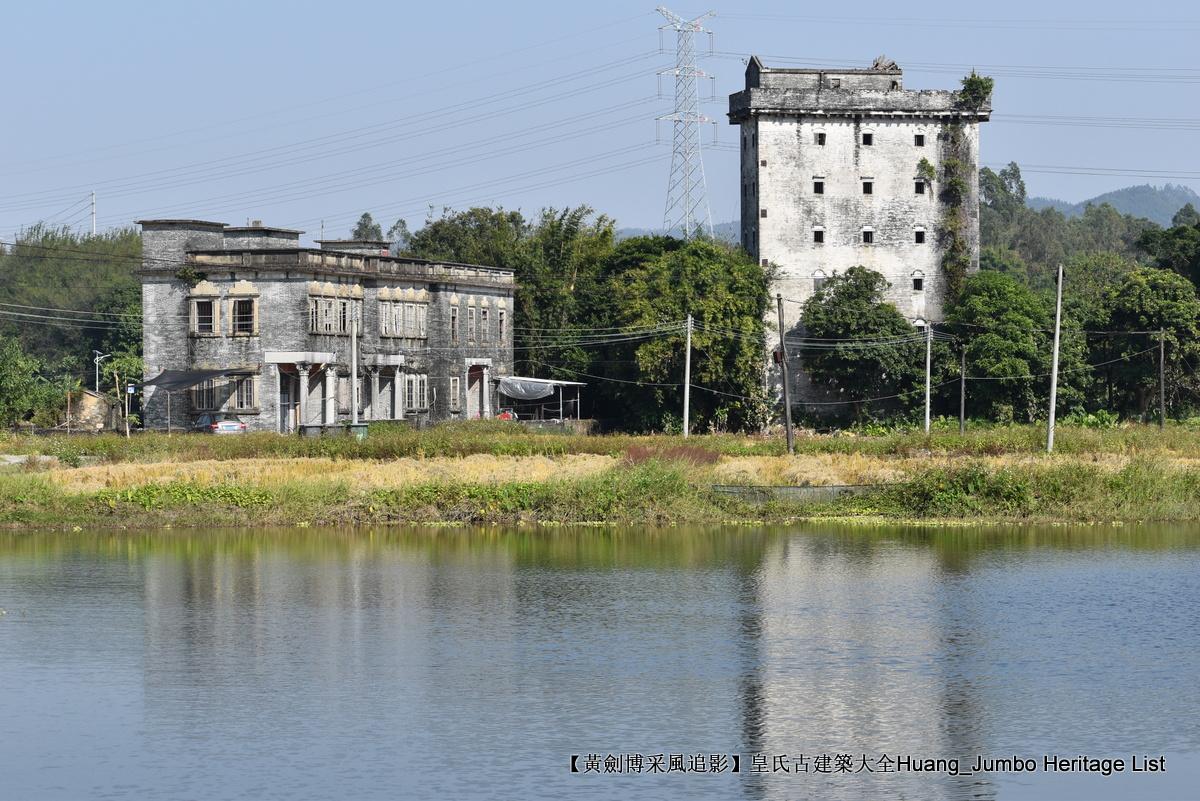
(1, 525, 1197, 800)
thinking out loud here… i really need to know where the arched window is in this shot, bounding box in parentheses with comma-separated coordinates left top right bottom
(911, 270, 925, 292)
(812, 270, 828, 292)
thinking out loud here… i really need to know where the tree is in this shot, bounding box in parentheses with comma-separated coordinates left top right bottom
(1138, 223, 1200, 285)
(0, 336, 46, 427)
(1172, 203, 1200, 228)
(1102, 268, 1200, 418)
(947, 271, 1085, 422)
(386, 218, 411, 254)
(957, 71, 994, 109)
(800, 267, 924, 423)
(351, 212, 383, 240)
(598, 238, 770, 432)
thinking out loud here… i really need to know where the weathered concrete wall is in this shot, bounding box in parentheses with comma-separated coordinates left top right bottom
(753, 115, 977, 331)
(140, 221, 514, 433)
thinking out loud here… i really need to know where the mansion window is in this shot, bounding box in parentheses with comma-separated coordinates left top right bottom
(191, 379, 218, 411)
(233, 376, 256, 409)
(449, 376, 461, 412)
(192, 299, 215, 334)
(480, 308, 489, 342)
(498, 310, 506, 342)
(380, 301, 428, 338)
(451, 307, 459, 344)
(467, 306, 477, 343)
(306, 297, 359, 335)
(405, 374, 429, 410)
(232, 298, 256, 335)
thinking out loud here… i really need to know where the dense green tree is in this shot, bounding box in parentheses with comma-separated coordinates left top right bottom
(1137, 222, 1200, 285)
(594, 238, 770, 432)
(947, 271, 1086, 422)
(351, 212, 383, 240)
(0, 336, 47, 426)
(1100, 268, 1200, 418)
(1172, 203, 1200, 227)
(800, 267, 924, 423)
(0, 225, 141, 365)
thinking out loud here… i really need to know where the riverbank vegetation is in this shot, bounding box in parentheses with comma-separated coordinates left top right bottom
(5, 421, 1200, 528)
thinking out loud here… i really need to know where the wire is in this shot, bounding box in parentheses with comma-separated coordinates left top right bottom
(965, 346, 1159, 381)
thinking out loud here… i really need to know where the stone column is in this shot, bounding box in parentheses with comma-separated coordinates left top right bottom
(394, 369, 403, 419)
(482, 366, 491, 418)
(369, 368, 380, 421)
(297, 363, 309, 428)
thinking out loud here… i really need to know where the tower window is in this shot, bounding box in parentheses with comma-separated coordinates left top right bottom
(915, 229, 926, 244)
(862, 181, 873, 195)
(760, 159, 767, 166)
(862, 133, 873, 146)
(760, 209, 768, 218)
(913, 277, 924, 291)
(862, 229, 875, 244)
(813, 229, 825, 244)
(915, 181, 926, 195)
(915, 133, 925, 146)
(813, 180, 825, 194)
(815, 131, 826, 146)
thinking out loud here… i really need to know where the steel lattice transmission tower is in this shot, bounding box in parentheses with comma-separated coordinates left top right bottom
(657, 6, 715, 240)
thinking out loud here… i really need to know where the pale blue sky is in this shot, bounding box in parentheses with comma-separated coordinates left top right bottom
(1, 0, 1198, 242)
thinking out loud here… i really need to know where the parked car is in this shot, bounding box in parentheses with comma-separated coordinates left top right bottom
(193, 414, 248, 434)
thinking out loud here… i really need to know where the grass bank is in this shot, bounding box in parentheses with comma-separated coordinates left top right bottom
(3, 438, 1200, 527)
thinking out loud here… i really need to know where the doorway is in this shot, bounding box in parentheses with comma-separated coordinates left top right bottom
(466, 365, 485, 418)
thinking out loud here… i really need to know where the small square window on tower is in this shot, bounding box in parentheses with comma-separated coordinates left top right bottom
(862, 132, 873, 146)
(813, 180, 825, 194)
(862, 229, 875, 244)
(914, 134, 925, 147)
(913, 277, 924, 291)
(760, 208, 768, 218)
(915, 180, 926, 195)
(760, 159, 767, 166)
(862, 181, 873, 195)
(915, 229, 926, 244)
(813, 228, 825, 244)
(815, 131, 826, 146)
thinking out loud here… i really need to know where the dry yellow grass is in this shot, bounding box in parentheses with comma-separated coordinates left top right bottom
(49, 454, 617, 492)
(44, 450, 1173, 495)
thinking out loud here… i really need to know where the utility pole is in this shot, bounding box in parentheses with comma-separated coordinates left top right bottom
(959, 346, 967, 435)
(1159, 328, 1166, 429)
(776, 294, 794, 454)
(1047, 263, 1064, 453)
(93, 351, 110, 392)
(656, 6, 715, 239)
(682, 313, 692, 437)
(924, 322, 932, 434)
(90, 191, 96, 236)
(350, 306, 359, 425)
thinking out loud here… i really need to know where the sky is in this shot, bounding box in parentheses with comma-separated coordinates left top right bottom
(1, 0, 1199, 243)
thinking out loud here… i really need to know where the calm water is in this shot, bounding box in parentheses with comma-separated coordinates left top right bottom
(1, 526, 1198, 801)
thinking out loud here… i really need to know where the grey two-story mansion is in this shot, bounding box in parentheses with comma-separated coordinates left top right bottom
(139, 219, 514, 433)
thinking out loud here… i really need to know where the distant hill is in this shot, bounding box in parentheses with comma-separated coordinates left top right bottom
(616, 220, 739, 244)
(1028, 184, 1200, 226)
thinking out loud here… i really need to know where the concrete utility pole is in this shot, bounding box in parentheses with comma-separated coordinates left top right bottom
(924, 322, 933, 434)
(1047, 263, 1064, 453)
(776, 294, 794, 454)
(1159, 328, 1166, 429)
(656, 6, 715, 239)
(959, 347, 967, 435)
(682, 313, 692, 437)
(350, 307, 359, 425)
